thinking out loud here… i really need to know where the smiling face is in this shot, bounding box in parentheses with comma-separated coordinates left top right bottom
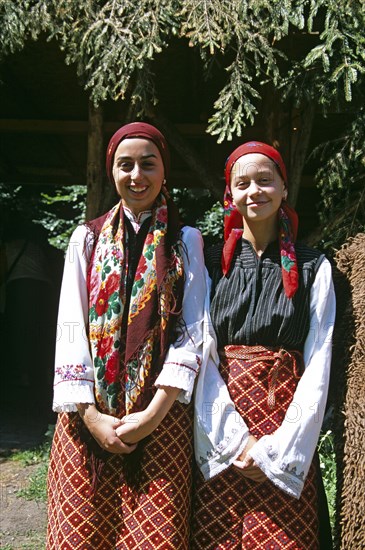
(112, 138, 165, 215)
(230, 153, 287, 226)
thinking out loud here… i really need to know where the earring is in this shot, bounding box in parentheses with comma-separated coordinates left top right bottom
(162, 178, 166, 185)
(162, 180, 170, 199)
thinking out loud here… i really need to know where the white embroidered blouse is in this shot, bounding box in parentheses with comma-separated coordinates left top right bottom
(194, 256, 336, 499)
(53, 215, 208, 412)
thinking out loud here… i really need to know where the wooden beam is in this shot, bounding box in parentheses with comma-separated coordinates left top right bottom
(86, 103, 105, 220)
(0, 119, 88, 134)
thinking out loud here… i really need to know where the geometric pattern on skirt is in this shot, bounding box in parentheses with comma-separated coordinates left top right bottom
(47, 401, 193, 549)
(192, 345, 319, 550)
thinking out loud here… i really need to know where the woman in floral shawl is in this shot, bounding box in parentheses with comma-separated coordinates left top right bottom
(47, 122, 208, 549)
(192, 142, 336, 549)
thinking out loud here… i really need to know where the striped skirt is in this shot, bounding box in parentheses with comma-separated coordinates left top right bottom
(192, 345, 319, 549)
(47, 401, 193, 549)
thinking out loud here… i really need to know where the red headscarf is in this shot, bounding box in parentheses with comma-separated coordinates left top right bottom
(222, 141, 299, 298)
(106, 122, 170, 184)
(224, 141, 288, 188)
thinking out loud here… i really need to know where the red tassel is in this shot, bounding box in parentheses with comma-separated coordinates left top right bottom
(282, 263, 299, 299)
(222, 229, 243, 275)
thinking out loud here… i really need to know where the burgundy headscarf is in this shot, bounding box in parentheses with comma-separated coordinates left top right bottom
(106, 122, 170, 184)
(222, 141, 299, 298)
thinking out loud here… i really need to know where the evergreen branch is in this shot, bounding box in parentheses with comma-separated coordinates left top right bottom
(45, 0, 180, 104)
(309, 109, 365, 250)
(207, 56, 260, 142)
(0, 0, 50, 59)
(0, 0, 364, 145)
(179, 0, 234, 54)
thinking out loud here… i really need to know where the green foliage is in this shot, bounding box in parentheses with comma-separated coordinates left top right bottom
(306, 0, 364, 104)
(2, 532, 46, 550)
(11, 440, 51, 467)
(181, 1, 283, 142)
(170, 187, 217, 226)
(207, 59, 261, 143)
(168, 190, 224, 246)
(0, 183, 40, 223)
(196, 200, 224, 243)
(12, 437, 52, 503)
(282, 1, 365, 109)
(1, 0, 363, 141)
(44, 0, 181, 108)
(11, 424, 53, 466)
(17, 461, 49, 502)
(318, 429, 336, 534)
(310, 108, 365, 253)
(0, 0, 50, 60)
(179, 0, 233, 55)
(0, 182, 86, 251)
(39, 185, 86, 250)
(0, 1, 364, 251)
(170, 188, 223, 246)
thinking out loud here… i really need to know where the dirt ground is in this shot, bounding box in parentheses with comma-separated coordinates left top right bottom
(0, 459, 47, 549)
(0, 408, 49, 549)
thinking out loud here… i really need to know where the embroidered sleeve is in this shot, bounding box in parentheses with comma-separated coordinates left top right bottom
(53, 225, 95, 412)
(154, 227, 206, 404)
(249, 258, 336, 498)
(193, 308, 249, 479)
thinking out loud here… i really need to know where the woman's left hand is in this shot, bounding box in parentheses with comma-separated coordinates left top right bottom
(115, 410, 156, 444)
(116, 386, 181, 444)
(233, 434, 267, 483)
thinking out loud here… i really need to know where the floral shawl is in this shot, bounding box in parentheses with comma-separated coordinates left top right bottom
(87, 195, 184, 415)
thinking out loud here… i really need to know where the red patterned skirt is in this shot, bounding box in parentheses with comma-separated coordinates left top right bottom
(47, 401, 193, 549)
(192, 345, 319, 550)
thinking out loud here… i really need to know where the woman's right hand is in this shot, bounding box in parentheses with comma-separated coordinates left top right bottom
(77, 403, 137, 454)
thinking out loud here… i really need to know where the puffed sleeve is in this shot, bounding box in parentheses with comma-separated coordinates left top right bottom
(52, 225, 95, 412)
(249, 258, 336, 498)
(156, 227, 249, 476)
(154, 226, 206, 404)
(194, 284, 250, 479)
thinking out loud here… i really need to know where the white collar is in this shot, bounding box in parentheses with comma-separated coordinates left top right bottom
(123, 206, 152, 233)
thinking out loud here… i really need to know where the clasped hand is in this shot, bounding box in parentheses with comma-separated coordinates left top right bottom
(115, 410, 156, 444)
(233, 434, 267, 482)
(115, 386, 180, 444)
(77, 404, 137, 455)
(79, 387, 179, 452)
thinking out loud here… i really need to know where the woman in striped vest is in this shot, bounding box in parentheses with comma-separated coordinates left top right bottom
(192, 142, 336, 549)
